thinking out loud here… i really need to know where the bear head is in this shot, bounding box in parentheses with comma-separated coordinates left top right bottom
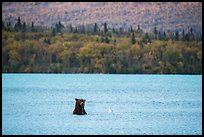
(73, 98, 87, 115)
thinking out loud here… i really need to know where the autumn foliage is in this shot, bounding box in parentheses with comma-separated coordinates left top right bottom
(2, 20, 202, 74)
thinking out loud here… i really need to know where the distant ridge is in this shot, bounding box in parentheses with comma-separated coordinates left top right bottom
(2, 2, 202, 34)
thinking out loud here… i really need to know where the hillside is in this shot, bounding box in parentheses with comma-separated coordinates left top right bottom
(2, 2, 202, 35)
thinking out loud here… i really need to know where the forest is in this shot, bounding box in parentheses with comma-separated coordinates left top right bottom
(2, 17, 202, 74)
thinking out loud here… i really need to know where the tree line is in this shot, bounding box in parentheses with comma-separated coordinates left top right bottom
(2, 17, 202, 74)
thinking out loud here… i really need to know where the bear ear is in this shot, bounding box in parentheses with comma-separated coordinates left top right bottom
(75, 98, 78, 101)
(83, 100, 86, 102)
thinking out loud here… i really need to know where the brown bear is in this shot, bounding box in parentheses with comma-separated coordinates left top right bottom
(73, 98, 87, 115)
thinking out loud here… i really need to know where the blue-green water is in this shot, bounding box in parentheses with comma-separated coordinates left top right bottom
(2, 74, 202, 135)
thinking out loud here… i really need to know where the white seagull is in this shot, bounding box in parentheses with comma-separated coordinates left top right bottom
(108, 106, 113, 113)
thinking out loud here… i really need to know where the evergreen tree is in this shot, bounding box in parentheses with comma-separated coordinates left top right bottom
(137, 25, 140, 31)
(55, 21, 64, 33)
(31, 22, 35, 32)
(142, 32, 151, 44)
(94, 23, 98, 34)
(163, 31, 166, 37)
(163, 31, 167, 40)
(104, 22, 108, 34)
(153, 26, 157, 39)
(112, 28, 116, 33)
(131, 32, 136, 44)
(130, 26, 133, 33)
(73, 27, 78, 33)
(146, 33, 151, 43)
(189, 27, 194, 40)
(52, 28, 56, 36)
(182, 29, 185, 41)
(6, 22, 12, 32)
(14, 16, 22, 32)
(22, 22, 26, 32)
(69, 24, 73, 33)
(175, 31, 179, 41)
(185, 33, 190, 41)
(190, 27, 193, 35)
(158, 31, 161, 40)
(170, 32, 174, 40)
(81, 25, 85, 34)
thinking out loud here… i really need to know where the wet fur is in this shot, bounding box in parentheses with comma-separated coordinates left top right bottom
(73, 98, 87, 115)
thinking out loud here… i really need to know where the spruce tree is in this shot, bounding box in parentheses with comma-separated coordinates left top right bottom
(190, 27, 194, 40)
(81, 25, 85, 34)
(52, 28, 56, 36)
(175, 31, 179, 41)
(137, 25, 140, 31)
(153, 26, 157, 39)
(6, 22, 12, 32)
(22, 22, 26, 32)
(94, 23, 98, 34)
(104, 22, 108, 34)
(69, 24, 73, 33)
(143, 32, 151, 43)
(31, 22, 35, 32)
(55, 21, 64, 33)
(14, 16, 22, 32)
(130, 26, 133, 33)
(163, 31, 167, 40)
(131, 32, 136, 44)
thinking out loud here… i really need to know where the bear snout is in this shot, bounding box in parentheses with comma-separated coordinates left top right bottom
(80, 102, 84, 106)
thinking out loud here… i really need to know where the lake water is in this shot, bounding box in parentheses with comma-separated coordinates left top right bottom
(2, 74, 202, 135)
